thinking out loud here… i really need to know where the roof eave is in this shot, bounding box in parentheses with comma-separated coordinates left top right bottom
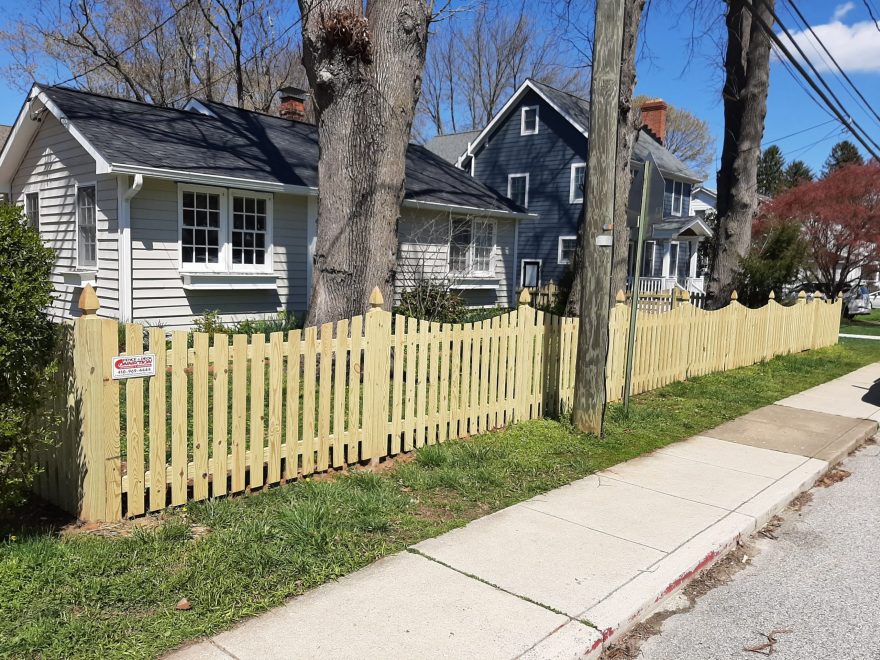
(457, 79, 589, 166)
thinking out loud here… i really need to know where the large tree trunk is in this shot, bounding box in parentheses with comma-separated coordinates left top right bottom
(566, 0, 644, 316)
(706, 0, 774, 309)
(299, 0, 430, 326)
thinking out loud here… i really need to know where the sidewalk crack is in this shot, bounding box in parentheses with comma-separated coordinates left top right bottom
(407, 547, 598, 629)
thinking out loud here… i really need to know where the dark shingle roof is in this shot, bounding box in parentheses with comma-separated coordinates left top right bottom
(528, 80, 702, 183)
(424, 130, 481, 164)
(39, 85, 525, 215)
(0, 125, 10, 149)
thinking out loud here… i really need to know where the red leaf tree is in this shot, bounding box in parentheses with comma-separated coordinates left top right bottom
(757, 163, 880, 298)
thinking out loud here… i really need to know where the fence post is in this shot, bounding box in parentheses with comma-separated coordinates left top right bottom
(515, 288, 533, 421)
(363, 287, 391, 464)
(73, 285, 121, 521)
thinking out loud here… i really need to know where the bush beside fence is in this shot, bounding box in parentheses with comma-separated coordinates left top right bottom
(34, 287, 840, 521)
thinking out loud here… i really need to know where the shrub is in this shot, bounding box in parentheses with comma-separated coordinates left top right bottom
(192, 309, 299, 339)
(395, 281, 465, 323)
(0, 204, 57, 510)
(735, 221, 807, 308)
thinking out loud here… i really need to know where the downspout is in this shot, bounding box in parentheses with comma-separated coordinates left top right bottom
(117, 174, 143, 323)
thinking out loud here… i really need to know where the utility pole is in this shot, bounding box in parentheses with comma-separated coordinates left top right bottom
(572, 0, 625, 435)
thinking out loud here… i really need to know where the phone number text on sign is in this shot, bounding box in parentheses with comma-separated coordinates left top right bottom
(111, 354, 157, 380)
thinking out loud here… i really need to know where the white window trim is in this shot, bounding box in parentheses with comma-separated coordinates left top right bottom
(228, 188, 274, 274)
(520, 105, 539, 135)
(75, 181, 98, 271)
(23, 190, 41, 232)
(569, 163, 586, 204)
(672, 180, 684, 217)
(177, 184, 274, 275)
(507, 173, 530, 208)
(448, 215, 498, 278)
(521, 258, 542, 289)
(178, 184, 227, 274)
(557, 235, 577, 265)
(643, 240, 657, 278)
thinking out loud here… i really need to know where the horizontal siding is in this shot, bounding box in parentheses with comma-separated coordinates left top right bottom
(472, 89, 586, 286)
(396, 207, 516, 309)
(10, 114, 104, 321)
(130, 179, 309, 330)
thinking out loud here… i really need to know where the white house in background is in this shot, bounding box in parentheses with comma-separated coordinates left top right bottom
(0, 85, 531, 328)
(689, 185, 717, 219)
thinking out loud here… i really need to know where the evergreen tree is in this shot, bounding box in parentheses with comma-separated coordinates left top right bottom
(823, 140, 864, 177)
(757, 145, 785, 197)
(782, 160, 814, 190)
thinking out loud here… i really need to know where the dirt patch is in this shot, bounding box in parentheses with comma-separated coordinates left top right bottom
(864, 436, 877, 446)
(412, 489, 490, 524)
(59, 514, 210, 540)
(815, 468, 851, 488)
(601, 533, 766, 659)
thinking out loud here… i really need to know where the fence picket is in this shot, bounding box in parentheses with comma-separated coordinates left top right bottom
(249, 334, 266, 489)
(192, 332, 209, 501)
(125, 324, 145, 516)
(212, 334, 229, 497)
(170, 331, 188, 506)
(231, 334, 247, 493)
(267, 332, 284, 484)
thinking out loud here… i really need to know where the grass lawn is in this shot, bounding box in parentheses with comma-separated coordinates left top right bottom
(840, 308, 880, 336)
(2, 338, 879, 659)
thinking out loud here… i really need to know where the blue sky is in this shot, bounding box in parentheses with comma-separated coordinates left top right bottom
(0, 0, 875, 181)
(632, 0, 880, 180)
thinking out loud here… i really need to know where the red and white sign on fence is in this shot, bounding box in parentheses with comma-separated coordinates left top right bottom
(111, 353, 156, 380)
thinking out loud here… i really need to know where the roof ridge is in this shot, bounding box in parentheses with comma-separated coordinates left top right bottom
(527, 78, 589, 104)
(39, 82, 208, 118)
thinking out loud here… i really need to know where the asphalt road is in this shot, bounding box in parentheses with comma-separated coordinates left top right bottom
(639, 442, 880, 660)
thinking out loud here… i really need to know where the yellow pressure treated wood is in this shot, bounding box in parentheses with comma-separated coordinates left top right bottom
(249, 334, 266, 489)
(148, 327, 167, 511)
(125, 324, 145, 516)
(193, 332, 209, 501)
(284, 330, 302, 478)
(231, 334, 248, 493)
(212, 334, 229, 497)
(317, 323, 333, 471)
(101, 319, 122, 520)
(267, 332, 284, 484)
(333, 319, 348, 467)
(170, 331, 188, 506)
(301, 326, 318, 474)
(52, 290, 843, 520)
(348, 316, 363, 462)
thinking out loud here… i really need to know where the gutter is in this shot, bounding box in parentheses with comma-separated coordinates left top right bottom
(117, 174, 143, 323)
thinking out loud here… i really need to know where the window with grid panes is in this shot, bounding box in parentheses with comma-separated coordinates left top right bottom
(232, 194, 268, 266)
(181, 190, 221, 265)
(77, 186, 97, 268)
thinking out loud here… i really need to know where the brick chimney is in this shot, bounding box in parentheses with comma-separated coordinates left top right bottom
(278, 86, 307, 122)
(640, 99, 668, 145)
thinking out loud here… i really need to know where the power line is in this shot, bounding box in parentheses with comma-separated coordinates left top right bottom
(742, 0, 880, 161)
(763, 118, 836, 145)
(863, 0, 880, 33)
(784, 0, 880, 128)
(55, 0, 197, 88)
(768, 2, 880, 155)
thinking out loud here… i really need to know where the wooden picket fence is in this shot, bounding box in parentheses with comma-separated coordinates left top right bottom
(36, 286, 840, 521)
(606, 290, 842, 400)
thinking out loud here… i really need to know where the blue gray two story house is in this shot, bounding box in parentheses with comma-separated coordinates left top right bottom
(426, 79, 712, 295)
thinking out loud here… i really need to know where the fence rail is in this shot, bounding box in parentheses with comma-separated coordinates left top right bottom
(35, 287, 840, 521)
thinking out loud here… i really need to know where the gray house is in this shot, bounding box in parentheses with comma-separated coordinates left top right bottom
(426, 79, 711, 295)
(0, 85, 530, 328)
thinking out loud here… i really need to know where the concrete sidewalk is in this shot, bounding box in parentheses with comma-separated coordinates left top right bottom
(170, 365, 880, 660)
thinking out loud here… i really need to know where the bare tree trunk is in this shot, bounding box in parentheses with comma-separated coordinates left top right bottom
(299, 0, 430, 326)
(706, 0, 774, 309)
(567, 0, 644, 316)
